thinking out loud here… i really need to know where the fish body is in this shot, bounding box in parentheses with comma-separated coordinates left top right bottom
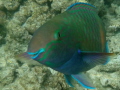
(18, 2, 114, 89)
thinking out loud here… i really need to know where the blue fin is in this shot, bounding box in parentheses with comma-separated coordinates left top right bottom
(71, 73, 95, 89)
(78, 50, 115, 67)
(66, 2, 96, 10)
(64, 75, 74, 87)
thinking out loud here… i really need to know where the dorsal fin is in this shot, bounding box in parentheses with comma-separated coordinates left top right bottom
(66, 2, 96, 11)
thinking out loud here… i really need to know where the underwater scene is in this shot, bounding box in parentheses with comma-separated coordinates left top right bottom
(0, 0, 120, 90)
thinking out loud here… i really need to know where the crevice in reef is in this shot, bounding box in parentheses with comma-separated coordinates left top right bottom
(20, 0, 28, 6)
(99, 70, 117, 73)
(54, 9, 62, 15)
(47, 0, 53, 10)
(104, 0, 114, 7)
(98, 7, 107, 18)
(0, 25, 7, 45)
(16, 60, 24, 67)
(12, 71, 18, 83)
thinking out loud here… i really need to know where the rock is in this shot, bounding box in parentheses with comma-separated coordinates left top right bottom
(0, 10, 6, 25)
(0, 0, 5, 10)
(35, 0, 48, 5)
(4, 0, 21, 11)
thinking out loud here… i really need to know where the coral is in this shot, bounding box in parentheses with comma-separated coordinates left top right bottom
(0, 0, 5, 10)
(35, 0, 48, 5)
(4, 0, 21, 11)
(2, 64, 71, 90)
(51, 0, 75, 12)
(0, 10, 6, 25)
(51, 0, 87, 12)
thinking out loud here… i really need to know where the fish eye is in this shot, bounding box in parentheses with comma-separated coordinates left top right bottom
(54, 32, 61, 40)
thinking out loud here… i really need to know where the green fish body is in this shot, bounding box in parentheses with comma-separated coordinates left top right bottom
(18, 2, 114, 89)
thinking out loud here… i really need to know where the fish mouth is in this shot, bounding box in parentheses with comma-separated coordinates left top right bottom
(27, 48, 45, 60)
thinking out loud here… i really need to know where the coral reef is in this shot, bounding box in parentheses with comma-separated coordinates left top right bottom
(0, 0, 120, 90)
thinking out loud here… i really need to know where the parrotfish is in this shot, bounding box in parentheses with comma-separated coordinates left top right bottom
(17, 2, 114, 89)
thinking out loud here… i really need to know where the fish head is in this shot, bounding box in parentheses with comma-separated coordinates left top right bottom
(27, 21, 77, 67)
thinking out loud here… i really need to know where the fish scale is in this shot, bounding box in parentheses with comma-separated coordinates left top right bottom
(66, 8, 102, 51)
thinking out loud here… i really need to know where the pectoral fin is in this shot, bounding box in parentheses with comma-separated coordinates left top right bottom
(81, 52, 115, 66)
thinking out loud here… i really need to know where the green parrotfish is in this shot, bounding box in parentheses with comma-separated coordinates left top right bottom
(17, 2, 114, 89)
